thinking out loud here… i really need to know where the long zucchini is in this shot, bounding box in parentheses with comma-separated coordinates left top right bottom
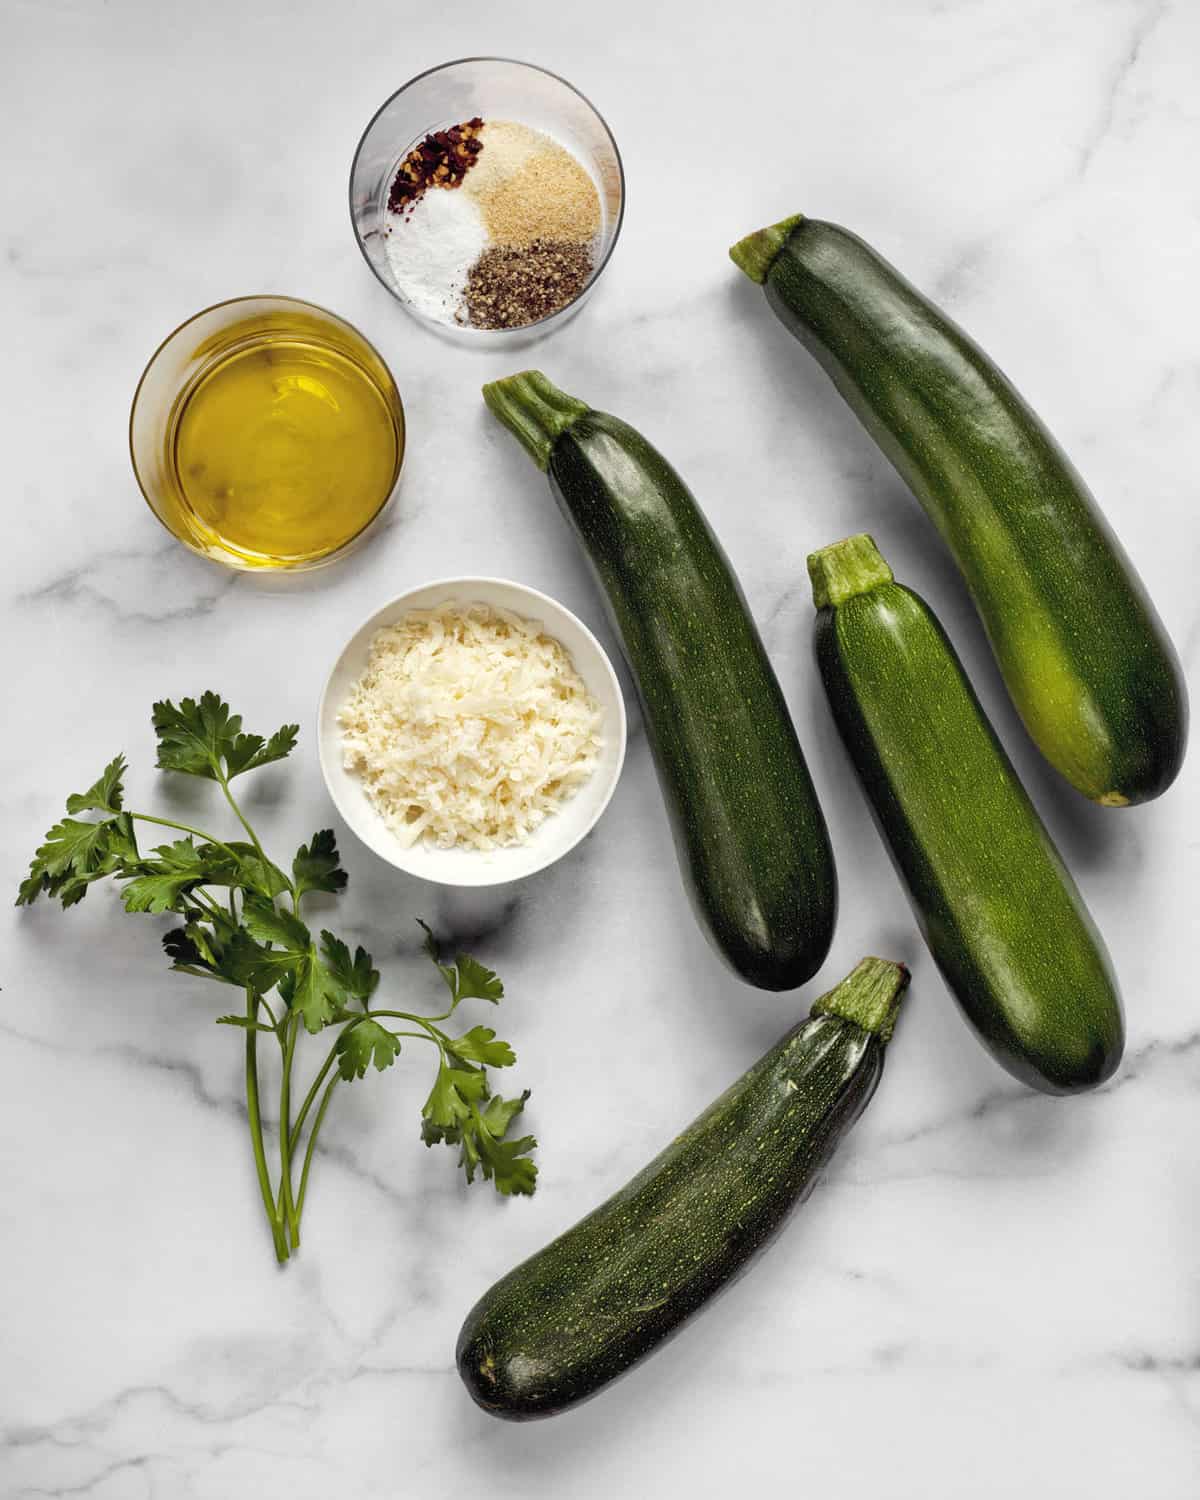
(457, 956, 908, 1419)
(809, 533, 1123, 1093)
(731, 216, 1187, 806)
(483, 371, 836, 991)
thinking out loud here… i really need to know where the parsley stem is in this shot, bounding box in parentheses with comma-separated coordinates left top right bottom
(365, 1010, 450, 1046)
(130, 812, 240, 865)
(286, 1013, 436, 1159)
(361, 1008, 450, 1056)
(216, 775, 279, 891)
(244, 987, 288, 1264)
(290, 1042, 340, 1145)
(190, 888, 226, 922)
(295, 1077, 339, 1221)
(278, 1013, 300, 1250)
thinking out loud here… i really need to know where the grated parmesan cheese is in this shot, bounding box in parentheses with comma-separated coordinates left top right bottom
(338, 602, 604, 851)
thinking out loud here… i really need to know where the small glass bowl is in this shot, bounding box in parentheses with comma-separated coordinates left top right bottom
(349, 58, 625, 346)
(130, 296, 405, 572)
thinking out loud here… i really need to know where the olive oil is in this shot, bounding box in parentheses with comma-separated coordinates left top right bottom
(169, 335, 402, 566)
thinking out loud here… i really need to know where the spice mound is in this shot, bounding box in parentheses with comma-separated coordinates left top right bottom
(387, 118, 484, 214)
(338, 603, 604, 851)
(384, 119, 602, 329)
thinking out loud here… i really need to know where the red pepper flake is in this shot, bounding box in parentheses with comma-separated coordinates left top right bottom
(387, 117, 485, 216)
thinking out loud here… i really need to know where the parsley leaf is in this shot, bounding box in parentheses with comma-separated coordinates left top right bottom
(449, 1026, 516, 1068)
(152, 693, 241, 779)
(464, 1100, 538, 1197)
(200, 841, 291, 900)
(241, 893, 311, 952)
(418, 917, 456, 993)
(453, 955, 505, 1004)
(152, 694, 297, 782)
(220, 929, 302, 995)
(293, 830, 348, 900)
(119, 838, 208, 914)
(103, 813, 140, 866)
(224, 723, 299, 780)
(65, 754, 127, 815)
(421, 1057, 490, 1135)
(320, 930, 379, 1006)
(15, 870, 47, 907)
(478, 1091, 531, 1141)
(422, 1063, 537, 1196)
(335, 1020, 402, 1080)
(18, 808, 137, 908)
(288, 955, 342, 1034)
(161, 908, 250, 987)
(418, 918, 504, 1006)
(236, 897, 340, 1029)
(33, 817, 112, 879)
(163, 923, 235, 983)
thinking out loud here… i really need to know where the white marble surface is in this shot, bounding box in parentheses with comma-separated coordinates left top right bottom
(3, 0, 1198, 1494)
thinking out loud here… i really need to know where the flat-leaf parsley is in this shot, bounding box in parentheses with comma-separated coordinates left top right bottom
(16, 694, 537, 1263)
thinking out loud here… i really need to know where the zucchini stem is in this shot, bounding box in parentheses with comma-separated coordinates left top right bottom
(807, 533, 894, 609)
(729, 214, 804, 284)
(482, 371, 589, 471)
(811, 957, 909, 1042)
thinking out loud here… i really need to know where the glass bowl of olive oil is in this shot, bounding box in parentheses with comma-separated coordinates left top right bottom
(130, 296, 405, 570)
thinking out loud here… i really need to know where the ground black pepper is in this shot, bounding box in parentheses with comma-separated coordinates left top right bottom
(463, 239, 593, 329)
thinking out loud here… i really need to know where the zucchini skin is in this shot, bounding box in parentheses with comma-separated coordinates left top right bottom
(812, 541, 1123, 1093)
(457, 960, 905, 1420)
(486, 374, 837, 991)
(745, 216, 1187, 806)
(550, 413, 835, 989)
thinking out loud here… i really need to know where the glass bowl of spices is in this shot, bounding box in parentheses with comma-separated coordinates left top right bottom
(349, 58, 624, 343)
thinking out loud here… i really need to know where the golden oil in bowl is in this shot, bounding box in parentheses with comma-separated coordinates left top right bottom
(132, 297, 405, 571)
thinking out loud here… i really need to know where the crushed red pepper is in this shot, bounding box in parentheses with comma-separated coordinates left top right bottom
(387, 117, 485, 215)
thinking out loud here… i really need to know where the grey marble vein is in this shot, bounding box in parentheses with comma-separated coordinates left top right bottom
(1075, 0, 1171, 179)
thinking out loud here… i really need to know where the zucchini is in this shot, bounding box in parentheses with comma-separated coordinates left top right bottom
(457, 956, 908, 1420)
(731, 215, 1188, 806)
(809, 533, 1123, 1093)
(483, 371, 836, 991)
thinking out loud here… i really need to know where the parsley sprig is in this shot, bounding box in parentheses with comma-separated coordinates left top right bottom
(16, 692, 536, 1263)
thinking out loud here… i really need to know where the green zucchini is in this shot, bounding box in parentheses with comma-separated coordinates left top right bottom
(809, 533, 1123, 1093)
(483, 371, 836, 991)
(457, 956, 908, 1420)
(731, 215, 1188, 807)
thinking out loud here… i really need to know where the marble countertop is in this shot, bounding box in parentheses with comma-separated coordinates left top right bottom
(3, 1, 1198, 1495)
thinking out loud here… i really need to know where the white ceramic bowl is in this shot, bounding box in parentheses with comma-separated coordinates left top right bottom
(318, 577, 627, 887)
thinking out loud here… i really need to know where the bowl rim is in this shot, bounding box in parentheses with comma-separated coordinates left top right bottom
(347, 56, 627, 340)
(316, 574, 628, 887)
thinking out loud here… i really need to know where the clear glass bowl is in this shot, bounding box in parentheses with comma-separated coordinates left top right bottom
(349, 58, 625, 345)
(130, 296, 405, 572)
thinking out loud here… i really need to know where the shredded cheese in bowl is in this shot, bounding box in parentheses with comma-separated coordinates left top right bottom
(338, 602, 604, 851)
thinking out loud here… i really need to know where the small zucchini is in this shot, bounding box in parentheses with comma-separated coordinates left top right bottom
(457, 956, 909, 1420)
(809, 533, 1123, 1093)
(731, 215, 1187, 806)
(483, 371, 836, 991)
